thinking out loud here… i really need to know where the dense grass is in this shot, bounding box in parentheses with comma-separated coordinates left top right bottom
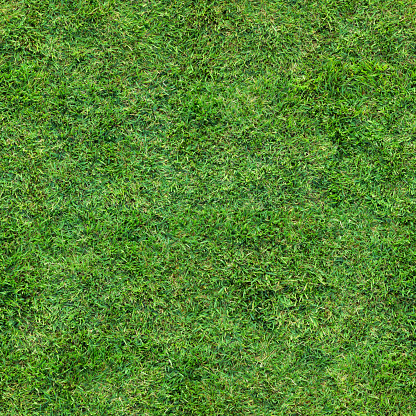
(1, 0, 416, 414)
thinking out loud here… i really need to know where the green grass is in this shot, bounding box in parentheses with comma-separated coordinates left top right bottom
(1, 0, 416, 414)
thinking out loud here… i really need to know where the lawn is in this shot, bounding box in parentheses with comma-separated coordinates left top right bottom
(1, 0, 416, 414)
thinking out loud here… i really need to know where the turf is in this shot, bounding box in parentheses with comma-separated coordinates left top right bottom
(1, 0, 416, 414)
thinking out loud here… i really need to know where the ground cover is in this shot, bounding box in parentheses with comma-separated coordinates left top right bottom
(1, 0, 416, 414)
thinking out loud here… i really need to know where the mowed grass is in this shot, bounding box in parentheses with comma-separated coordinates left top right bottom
(1, 0, 416, 414)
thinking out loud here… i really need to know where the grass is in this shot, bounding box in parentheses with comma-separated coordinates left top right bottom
(1, 0, 416, 414)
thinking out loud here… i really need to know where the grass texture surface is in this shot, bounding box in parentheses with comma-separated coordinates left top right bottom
(1, 0, 416, 414)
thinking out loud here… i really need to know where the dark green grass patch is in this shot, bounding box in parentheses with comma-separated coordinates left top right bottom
(1, 0, 416, 414)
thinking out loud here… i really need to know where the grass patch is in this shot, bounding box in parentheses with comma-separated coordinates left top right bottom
(1, 0, 416, 414)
